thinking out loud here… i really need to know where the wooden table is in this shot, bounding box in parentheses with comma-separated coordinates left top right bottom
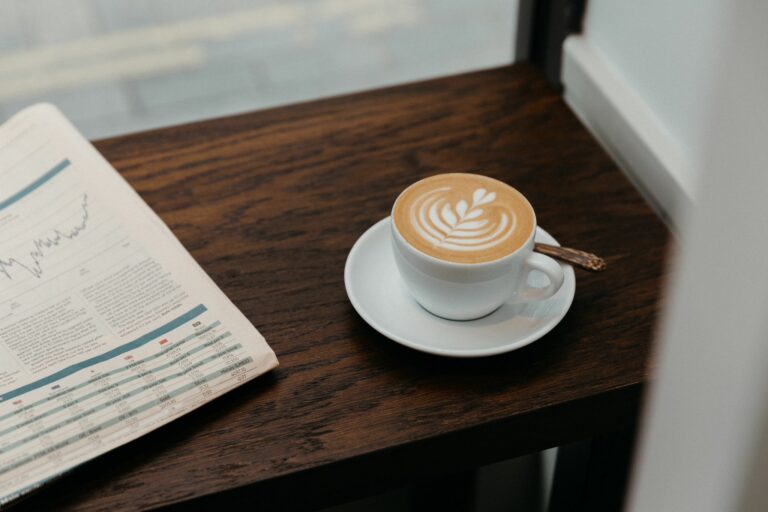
(16, 64, 668, 511)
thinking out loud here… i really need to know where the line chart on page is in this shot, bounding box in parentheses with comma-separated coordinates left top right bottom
(0, 193, 90, 280)
(0, 159, 141, 309)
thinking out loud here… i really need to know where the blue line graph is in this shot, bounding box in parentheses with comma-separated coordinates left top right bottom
(0, 159, 70, 211)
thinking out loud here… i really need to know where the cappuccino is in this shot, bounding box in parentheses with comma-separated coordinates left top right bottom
(392, 174, 535, 264)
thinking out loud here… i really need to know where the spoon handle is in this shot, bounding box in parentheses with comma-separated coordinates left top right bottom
(534, 243, 607, 272)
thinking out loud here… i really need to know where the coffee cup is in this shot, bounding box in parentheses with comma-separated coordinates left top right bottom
(391, 173, 564, 320)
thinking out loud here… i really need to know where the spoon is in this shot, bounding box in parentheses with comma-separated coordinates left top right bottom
(534, 243, 607, 272)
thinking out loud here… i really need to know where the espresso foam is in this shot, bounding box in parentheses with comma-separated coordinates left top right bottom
(393, 174, 535, 264)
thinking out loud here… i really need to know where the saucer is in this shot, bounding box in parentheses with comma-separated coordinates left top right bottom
(344, 217, 576, 357)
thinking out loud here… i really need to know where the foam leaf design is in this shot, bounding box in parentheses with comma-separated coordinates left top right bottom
(472, 188, 486, 206)
(410, 184, 513, 253)
(456, 220, 488, 230)
(478, 191, 496, 206)
(441, 203, 457, 227)
(456, 200, 468, 217)
(465, 209, 483, 220)
(472, 188, 496, 207)
(441, 188, 499, 234)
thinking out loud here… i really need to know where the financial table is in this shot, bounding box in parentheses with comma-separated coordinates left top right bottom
(14, 64, 669, 511)
(0, 309, 254, 497)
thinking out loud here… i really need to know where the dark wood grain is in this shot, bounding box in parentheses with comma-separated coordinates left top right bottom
(15, 64, 668, 511)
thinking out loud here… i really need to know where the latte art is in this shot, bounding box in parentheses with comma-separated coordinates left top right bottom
(411, 187, 516, 252)
(393, 174, 535, 264)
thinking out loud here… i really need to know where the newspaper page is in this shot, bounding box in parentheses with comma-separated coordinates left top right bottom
(0, 104, 278, 505)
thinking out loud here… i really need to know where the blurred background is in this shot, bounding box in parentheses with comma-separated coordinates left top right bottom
(0, 0, 518, 139)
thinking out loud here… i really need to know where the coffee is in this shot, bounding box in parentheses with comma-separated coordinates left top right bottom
(392, 174, 535, 264)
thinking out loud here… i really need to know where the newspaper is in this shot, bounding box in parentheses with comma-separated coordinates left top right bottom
(0, 104, 278, 505)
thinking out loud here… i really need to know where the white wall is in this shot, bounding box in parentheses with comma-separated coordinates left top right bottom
(562, 0, 729, 227)
(585, 0, 726, 166)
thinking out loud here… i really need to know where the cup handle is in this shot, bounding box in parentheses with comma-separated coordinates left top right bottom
(510, 252, 565, 304)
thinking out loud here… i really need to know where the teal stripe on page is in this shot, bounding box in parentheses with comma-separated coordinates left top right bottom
(0, 303, 207, 402)
(0, 159, 70, 211)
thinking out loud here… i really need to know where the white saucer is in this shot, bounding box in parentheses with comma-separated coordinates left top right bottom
(344, 217, 576, 357)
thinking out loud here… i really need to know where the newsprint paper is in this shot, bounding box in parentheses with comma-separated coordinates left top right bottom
(0, 104, 278, 505)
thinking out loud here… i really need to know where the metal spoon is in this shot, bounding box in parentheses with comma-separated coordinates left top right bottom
(534, 243, 607, 272)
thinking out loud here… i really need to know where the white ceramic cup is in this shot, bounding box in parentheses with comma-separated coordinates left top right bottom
(390, 188, 565, 321)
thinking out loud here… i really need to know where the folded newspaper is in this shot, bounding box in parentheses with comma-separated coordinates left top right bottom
(0, 104, 278, 505)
